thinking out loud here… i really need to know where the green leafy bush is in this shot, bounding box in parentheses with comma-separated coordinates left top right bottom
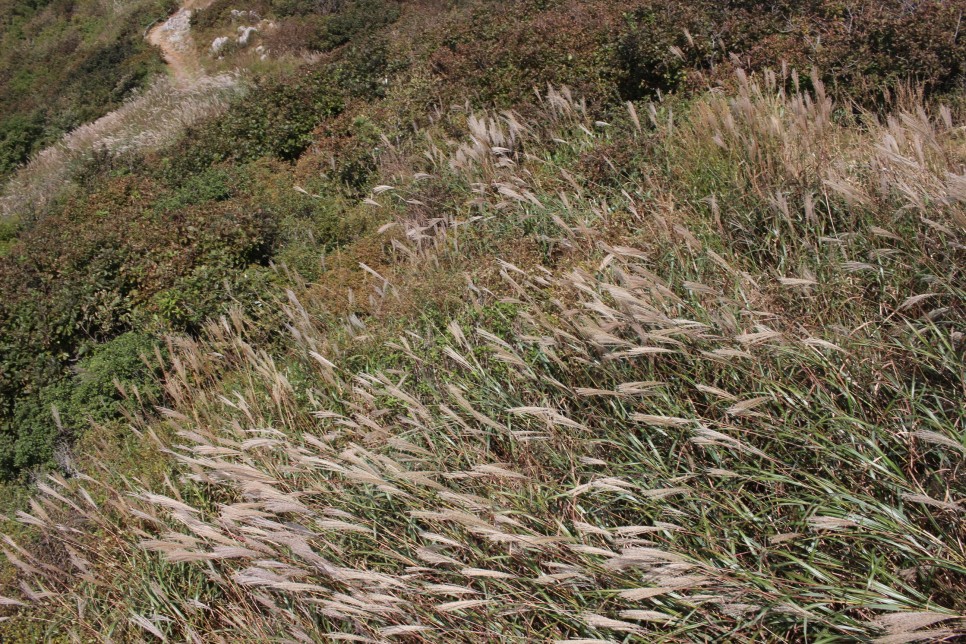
(67, 332, 163, 426)
(148, 265, 280, 333)
(153, 166, 235, 212)
(0, 172, 280, 477)
(0, 332, 163, 477)
(318, 0, 400, 50)
(161, 70, 343, 181)
(613, 8, 690, 100)
(424, 1, 631, 106)
(334, 36, 405, 100)
(0, 111, 45, 178)
(0, 219, 17, 257)
(313, 114, 384, 195)
(4, 390, 64, 474)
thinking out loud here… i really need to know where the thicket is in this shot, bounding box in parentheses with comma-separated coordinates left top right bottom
(420, 0, 966, 108)
(158, 69, 344, 179)
(0, 61, 366, 478)
(0, 167, 280, 474)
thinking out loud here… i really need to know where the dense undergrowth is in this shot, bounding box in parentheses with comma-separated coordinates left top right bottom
(0, 0, 965, 641)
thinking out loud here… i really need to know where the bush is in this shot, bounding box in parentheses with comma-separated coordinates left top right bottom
(811, 0, 966, 100)
(335, 36, 406, 100)
(148, 265, 280, 334)
(0, 333, 163, 478)
(613, 8, 690, 100)
(153, 166, 235, 212)
(68, 332, 163, 426)
(427, 1, 624, 107)
(161, 70, 343, 180)
(0, 219, 18, 257)
(0, 111, 46, 179)
(0, 172, 280, 478)
(319, 0, 400, 50)
(6, 390, 63, 474)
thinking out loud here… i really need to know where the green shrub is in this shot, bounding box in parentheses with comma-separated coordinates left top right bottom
(320, 115, 383, 194)
(68, 332, 164, 426)
(319, 0, 400, 50)
(222, 72, 343, 162)
(148, 265, 280, 334)
(335, 36, 404, 100)
(153, 166, 235, 212)
(162, 70, 343, 181)
(0, 333, 163, 478)
(0, 111, 46, 179)
(426, 1, 623, 107)
(0, 378, 69, 476)
(613, 8, 689, 100)
(0, 219, 18, 257)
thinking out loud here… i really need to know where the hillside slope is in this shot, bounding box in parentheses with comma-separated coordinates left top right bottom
(0, 0, 173, 181)
(0, 0, 965, 641)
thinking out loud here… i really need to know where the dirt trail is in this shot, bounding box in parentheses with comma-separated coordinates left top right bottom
(147, 0, 216, 85)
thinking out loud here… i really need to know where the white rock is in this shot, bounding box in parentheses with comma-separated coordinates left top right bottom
(237, 26, 258, 46)
(211, 36, 230, 53)
(230, 9, 260, 22)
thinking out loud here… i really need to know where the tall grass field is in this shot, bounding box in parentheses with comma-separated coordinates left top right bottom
(0, 0, 964, 641)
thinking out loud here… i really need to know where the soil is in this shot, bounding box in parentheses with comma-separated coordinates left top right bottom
(147, 0, 217, 84)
